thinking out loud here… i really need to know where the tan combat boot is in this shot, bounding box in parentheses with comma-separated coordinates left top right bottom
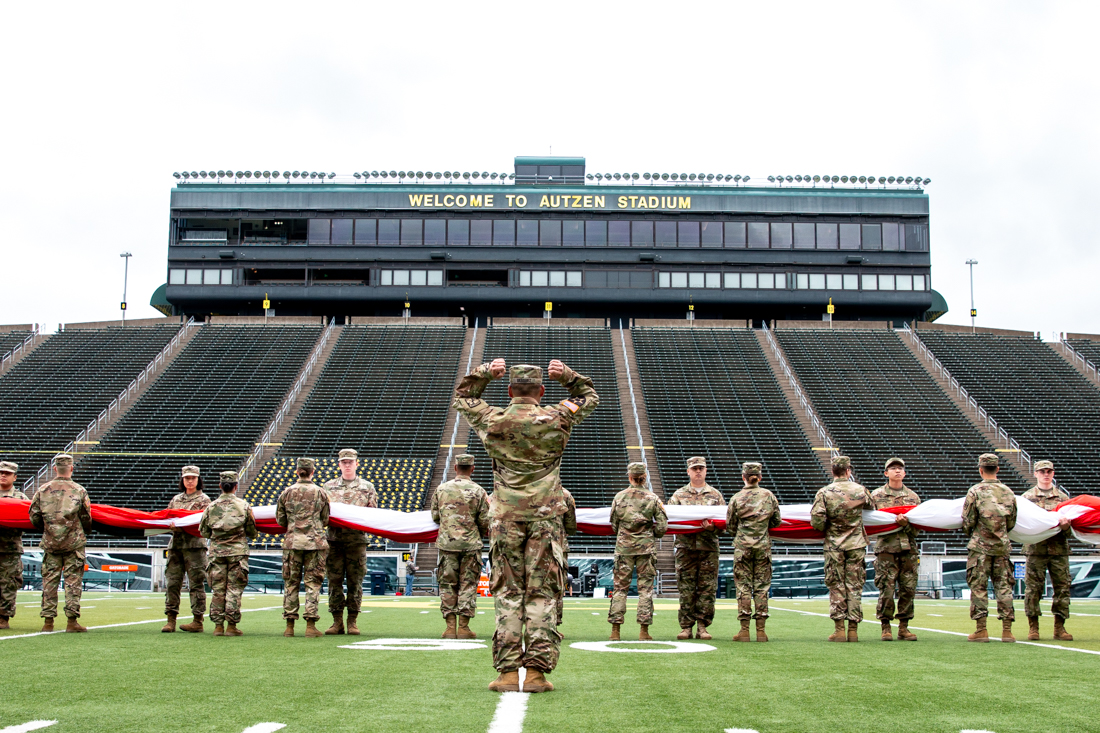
(828, 619, 846, 642)
(733, 619, 751, 642)
(1001, 619, 1015, 643)
(225, 623, 243, 637)
(213, 623, 225, 636)
(609, 623, 621, 641)
(179, 614, 204, 633)
(1053, 617, 1074, 641)
(442, 615, 457, 639)
(967, 617, 989, 642)
(161, 614, 177, 633)
(881, 621, 893, 641)
(65, 617, 87, 633)
(283, 620, 295, 637)
(755, 618, 769, 642)
(305, 620, 323, 638)
(1027, 616, 1040, 641)
(523, 669, 554, 693)
(696, 625, 712, 640)
(847, 621, 859, 643)
(488, 670, 521, 692)
(41, 618, 55, 633)
(639, 624, 653, 641)
(346, 613, 360, 635)
(677, 624, 693, 640)
(457, 616, 477, 639)
(324, 612, 345, 635)
(0, 616, 8, 630)
(897, 621, 918, 641)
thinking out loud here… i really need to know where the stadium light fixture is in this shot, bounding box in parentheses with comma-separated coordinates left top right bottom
(631, 173, 639, 180)
(353, 172, 362, 179)
(742, 175, 750, 182)
(966, 259, 979, 332)
(784, 175, 792, 182)
(119, 252, 132, 326)
(508, 174, 515, 180)
(481, 171, 489, 178)
(200, 171, 209, 179)
(923, 178, 931, 185)
(463, 172, 471, 179)
(173, 172, 181, 179)
(492, 173, 499, 180)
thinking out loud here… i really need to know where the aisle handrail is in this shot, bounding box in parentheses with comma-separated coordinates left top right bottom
(761, 322, 837, 456)
(440, 318, 479, 484)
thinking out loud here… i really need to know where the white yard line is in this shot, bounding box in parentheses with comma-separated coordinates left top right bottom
(0, 722, 57, 732)
(0, 606, 282, 641)
(241, 725, 286, 733)
(487, 691, 530, 733)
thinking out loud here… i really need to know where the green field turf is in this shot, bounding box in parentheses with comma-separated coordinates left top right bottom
(1, 592, 1098, 733)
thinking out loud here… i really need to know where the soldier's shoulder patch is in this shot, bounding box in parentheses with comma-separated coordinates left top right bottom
(560, 398, 583, 413)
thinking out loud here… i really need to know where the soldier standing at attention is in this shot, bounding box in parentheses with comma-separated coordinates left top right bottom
(608, 462, 667, 641)
(29, 454, 92, 633)
(668, 456, 723, 640)
(871, 457, 922, 642)
(962, 453, 1018, 643)
(0, 461, 28, 630)
(198, 471, 257, 637)
(430, 453, 490, 640)
(162, 465, 211, 634)
(1022, 459, 1074, 641)
(323, 448, 377, 636)
(556, 486, 577, 629)
(277, 457, 330, 638)
(811, 455, 874, 642)
(726, 462, 781, 642)
(454, 358, 598, 694)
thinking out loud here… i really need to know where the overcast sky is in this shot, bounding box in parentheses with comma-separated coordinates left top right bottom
(3, 1, 1097, 339)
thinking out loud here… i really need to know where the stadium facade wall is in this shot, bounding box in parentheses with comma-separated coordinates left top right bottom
(632, 318, 749, 328)
(63, 316, 184, 330)
(773, 319, 891, 330)
(914, 321, 1036, 337)
(0, 323, 36, 332)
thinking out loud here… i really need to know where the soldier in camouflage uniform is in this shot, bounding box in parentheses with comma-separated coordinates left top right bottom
(608, 462, 667, 641)
(810, 455, 874, 642)
(726, 462, 781, 642)
(1022, 459, 1073, 641)
(277, 457, 330, 638)
(871, 457, 922, 642)
(668, 456, 723, 640)
(0, 461, 28, 630)
(28, 454, 92, 633)
(430, 453, 490, 640)
(454, 358, 598, 694)
(162, 465, 211, 634)
(962, 453, 1018, 643)
(323, 448, 377, 636)
(556, 486, 576, 628)
(198, 471, 257, 636)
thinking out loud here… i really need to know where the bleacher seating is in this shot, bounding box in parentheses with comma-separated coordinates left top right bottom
(632, 327, 827, 507)
(918, 330, 1100, 496)
(244, 456, 433, 549)
(75, 325, 322, 517)
(1065, 338, 1100, 372)
(0, 330, 34, 358)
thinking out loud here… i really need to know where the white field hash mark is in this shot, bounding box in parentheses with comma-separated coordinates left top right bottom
(241, 725, 286, 733)
(487, 691, 529, 733)
(0, 722, 57, 732)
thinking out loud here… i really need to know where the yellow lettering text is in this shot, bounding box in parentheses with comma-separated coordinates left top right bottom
(648, 196, 659, 209)
(506, 194, 516, 207)
(540, 195, 551, 208)
(456, 195, 467, 207)
(444, 194, 455, 207)
(516, 195, 527, 207)
(628, 196, 638, 208)
(595, 196, 605, 208)
(408, 194, 424, 206)
(679, 196, 691, 209)
(469, 194, 482, 207)
(617, 196, 628, 209)
(583, 195, 593, 208)
(485, 194, 494, 207)
(571, 195, 581, 208)
(636, 196, 648, 209)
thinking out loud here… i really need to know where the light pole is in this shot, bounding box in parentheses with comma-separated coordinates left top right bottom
(966, 259, 978, 332)
(120, 252, 132, 326)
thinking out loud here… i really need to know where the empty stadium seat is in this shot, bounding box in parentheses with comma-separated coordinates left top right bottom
(0, 330, 34, 358)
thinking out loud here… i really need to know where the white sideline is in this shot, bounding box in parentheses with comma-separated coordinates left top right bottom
(0, 722, 57, 732)
(0, 607, 283, 641)
(487, 691, 529, 733)
(241, 725, 286, 733)
(769, 606, 1100, 656)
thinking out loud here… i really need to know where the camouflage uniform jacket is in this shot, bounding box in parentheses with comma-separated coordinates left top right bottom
(871, 484, 922, 554)
(961, 479, 1017, 557)
(562, 488, 577, 536)
(199, 494, 258, 557)
(28, 478, 92, 553)
(453, 363, 598, 521)
(1022, 485, 1070, 556)
(810, 480, 875, 552)
(610, 486, 668, 556)
(430, 477, 490, 552)
(323, 476, 378, 546)
(668, 484, 724, 551)
(0, 487, 29, 553)
(166, 490, 210, 550)
(277, 480, 330, 550)
(726, 485, 781, 552)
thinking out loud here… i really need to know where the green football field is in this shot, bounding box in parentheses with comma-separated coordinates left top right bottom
(1, 592, 1098, 733)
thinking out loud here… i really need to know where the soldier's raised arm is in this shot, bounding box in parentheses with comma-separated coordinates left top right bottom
(453, 360, 501, 431)
(653, 499, 668, 539)
(550, 360, 599, 426)
(809, 490, 828, 533)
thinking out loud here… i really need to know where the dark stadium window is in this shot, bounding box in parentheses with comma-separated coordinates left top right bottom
(517, 220, 538, 246)
(401, 220, 423, 246)
(307, 219, 331, 245)
(770, 223, 793, 249)
(562, 220, 584, 246)
(424, 219, 447, 246)
(470, 220, 492, 246)
(378, 219, 400, 245)
(839, 223, 861, 250)
(914, 274, 927, 290)
(724, 222, 746, 248)
(608, 220, 630, 246)
(493, 220, 515, 246)
(331, 219, 353, 245)
(882, 223, 900, 251)
(631, 221, 653, 247)
(354, 219, 376, 245)
(816, 223, 838, 249)
(586, 220, 607, 246)
(540, 220, 562, 246)
(655, 221, 677, 247)
(904, 223, 928, 251)
(701, 221, 722, 247)
(449, 219, 470, 246)
(747, 222, 769, 248)
(678, 221, 700, 247)
(586, 271, 607, 287)
(861, 224, 882, 251)
(793, 223, 815, 249)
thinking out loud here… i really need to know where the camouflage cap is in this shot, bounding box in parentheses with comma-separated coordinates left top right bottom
(1034, 460, 1054, 471)
(686, 456, 707, 469)
(220, 470, 238, 483)
(455, 453, 475, 467)
(741, 462, 763, 476)
(978, 453, 1000, 468)
(627, 461, 647, 477)
(338, 449, 358, 461)
(884, 457, 906, 470)
(509, 364, 543, 385)
(297, 457, 317, 472)
(181, 465, 201, 478)
(832, 455, 851, 470)
(53, 453, 73, 467)
(0, 461, 17, 474)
